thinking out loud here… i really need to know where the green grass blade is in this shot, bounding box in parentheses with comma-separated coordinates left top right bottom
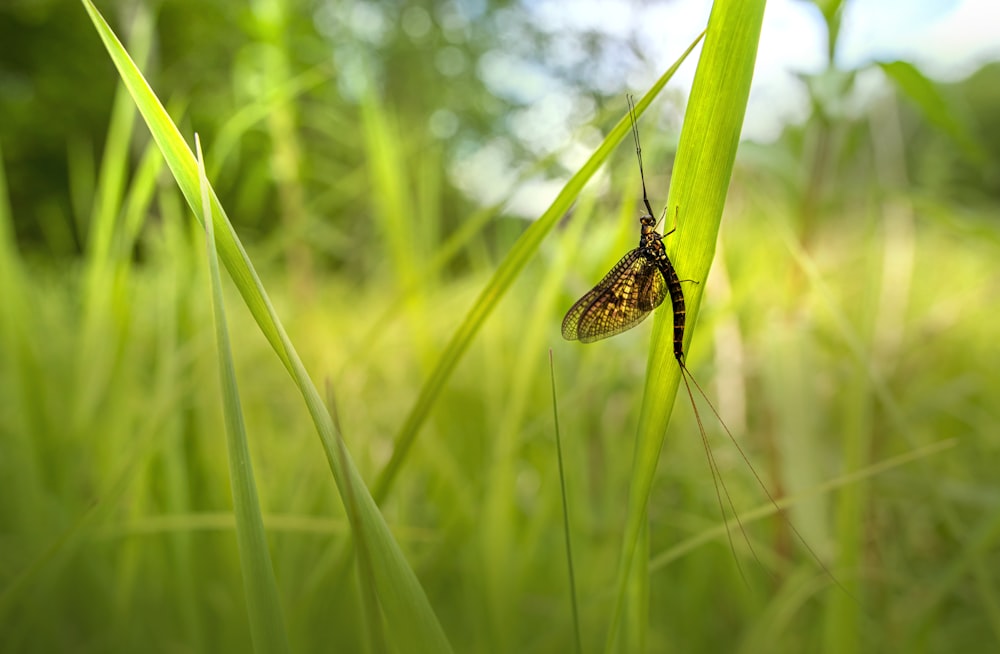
(327, 386, 389, 654)
(84, 5, 151, 271)
(196, 135, 291, 654)
(210, 65, 330, 179)
(878, 60, 987, 164)
(549, 350, 583, 654)
(80, 2, 454, 651)
(604, 2, 765, 650)
(71, 8, 153, 430)
(80, 1, 266, 349)
(372, 31, 706, 503)
(0, 139, 21, 311)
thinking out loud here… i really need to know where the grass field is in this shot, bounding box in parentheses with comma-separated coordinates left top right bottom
(2, 1, 999, 652)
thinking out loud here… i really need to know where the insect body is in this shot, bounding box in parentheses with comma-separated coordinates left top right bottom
(561, 95, 689, 364)
(561, 97, 847, 594)
(561, 213, 687, 356)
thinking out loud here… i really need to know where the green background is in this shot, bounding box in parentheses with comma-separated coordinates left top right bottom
(2, 0, 998, 652)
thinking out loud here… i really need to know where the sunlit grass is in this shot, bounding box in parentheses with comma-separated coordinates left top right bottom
(3, 166, 999, 652)
(2, 1, 1000, 653)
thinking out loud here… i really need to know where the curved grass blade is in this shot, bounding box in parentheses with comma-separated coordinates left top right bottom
(80, 2, 453, 651)
(549, 349, 583, 654)
(878, 60, 987, 164)
(326, 383, 389, 654)
(603, 2, 766, 650)
(196, 135, 291, 654)
(372, 31, 707, 503)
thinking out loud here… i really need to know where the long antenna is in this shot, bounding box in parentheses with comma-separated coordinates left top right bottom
(626, 94, 655, 219)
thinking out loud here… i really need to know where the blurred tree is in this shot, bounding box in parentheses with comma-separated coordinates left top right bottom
(0, 0, 672, 268)
(4, 0, 995, 268)
(0, 0, 117, 252)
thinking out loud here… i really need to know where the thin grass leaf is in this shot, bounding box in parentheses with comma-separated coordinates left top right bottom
(623, 520, 650, 653)
(119, 141, 165, 261)
(210, 65, 331, 178)
(196, 135, 291, 654)
(83, 5, 151, 273)
(327, 384, 388, 654)
(879, 60, 987, 164)
(0, 128, 137, 619)
(372, 31, 706, 503)
(549, 350, 583, 654)
(0, 139, 23, 318)
(340, 135, 610, 381)
(604, 2, 766, 650)
(80, 2, 454, 651)
(72, 8, 153, 431)
(360, 85, 421, 285)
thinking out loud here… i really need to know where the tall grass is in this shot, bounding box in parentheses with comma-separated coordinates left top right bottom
(1, 0, 999, 653)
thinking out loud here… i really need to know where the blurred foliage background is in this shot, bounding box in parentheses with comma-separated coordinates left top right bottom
(2, 0, 999, 652)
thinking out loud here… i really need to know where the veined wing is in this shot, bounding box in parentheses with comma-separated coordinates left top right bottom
(562, 249, 668, 343)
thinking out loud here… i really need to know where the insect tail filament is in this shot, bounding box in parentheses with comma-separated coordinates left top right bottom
(677, 355, 856, 600)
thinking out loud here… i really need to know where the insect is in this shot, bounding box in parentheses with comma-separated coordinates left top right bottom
(562, 96, 844, 590)
(560, 109, 688, 357)
(560, 95, 693, 369)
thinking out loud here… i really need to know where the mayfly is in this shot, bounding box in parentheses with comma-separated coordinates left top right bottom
(562, 96, 842, 587)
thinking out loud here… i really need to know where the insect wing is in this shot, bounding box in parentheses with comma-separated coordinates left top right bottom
(637, 256, 668, 312)
(562, 249, 668, 343)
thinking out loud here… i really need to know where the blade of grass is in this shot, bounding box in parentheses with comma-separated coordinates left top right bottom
(327, 383, 389, 654)
(74, 6, 153, 431)
(339, 125, 619, 381)
(83, 5, 151, 276)
(210, 65, 331, 179)
(196, 135, 291, 654)
(80, 2, 454, 650)
(549, 349, 583, 654)
(473, 191, 603, 649)
(0, 138, 27, 373)
(371, 31, 707, 504)
(604, 2, 765, 650)
(878, 60, 987, 164)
